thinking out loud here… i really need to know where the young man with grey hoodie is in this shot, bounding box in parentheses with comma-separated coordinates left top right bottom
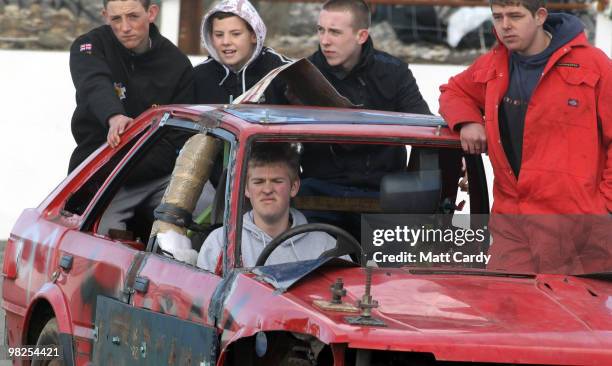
(194, 0, 291, 104)
(197, 143, 339, 272)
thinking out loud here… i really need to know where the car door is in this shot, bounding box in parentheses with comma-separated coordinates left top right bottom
(110, 255, 222, 365)
(86, 118, 232, 365)
(48, 115, 171, 364)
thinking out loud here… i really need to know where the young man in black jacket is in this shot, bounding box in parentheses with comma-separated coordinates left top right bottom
(68, 0, 193, 173)
(70, 0, 194, 239)
(298, 0, 432, 237)
(301, 0, 431, 192)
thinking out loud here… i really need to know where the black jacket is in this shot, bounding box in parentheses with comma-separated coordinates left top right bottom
(68, 24, 194, 173)
(194, 47, 291, 104)
(302, 38, 431, 189)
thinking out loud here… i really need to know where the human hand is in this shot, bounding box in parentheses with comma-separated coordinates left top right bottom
(107, 114, 133, 148)
(459, 122, 487, 154)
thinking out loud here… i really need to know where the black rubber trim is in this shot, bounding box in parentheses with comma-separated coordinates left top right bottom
(153, 203, 209, 232)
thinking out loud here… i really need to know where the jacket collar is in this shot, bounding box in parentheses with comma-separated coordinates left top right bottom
(315, 37, 375, 80)
(492, 31, 589, 74)
(491, 22, 588, 59)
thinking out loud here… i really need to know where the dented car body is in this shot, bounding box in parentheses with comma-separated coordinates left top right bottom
(3, 104, 612, 366)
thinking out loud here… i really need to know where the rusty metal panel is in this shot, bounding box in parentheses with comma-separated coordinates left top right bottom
(92, 296, 217, 365)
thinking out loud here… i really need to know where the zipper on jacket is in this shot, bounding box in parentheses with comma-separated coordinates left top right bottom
(510, 49, 567, 184)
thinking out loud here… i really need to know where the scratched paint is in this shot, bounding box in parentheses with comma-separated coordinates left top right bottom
(18, 225, 61, 304)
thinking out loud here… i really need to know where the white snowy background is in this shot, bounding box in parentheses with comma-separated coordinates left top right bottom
(1, 10, 610, 240)
(0, 51, 468, 238)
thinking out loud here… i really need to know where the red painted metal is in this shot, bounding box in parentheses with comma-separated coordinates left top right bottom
(131, 254, 222, 325)
(2, 238, 18, 279)
(213, 269, 612, 365)
(4, 105, 612, 365)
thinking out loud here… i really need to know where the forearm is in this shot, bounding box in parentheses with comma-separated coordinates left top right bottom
(438, 65, 487, 130)
(439, 81, 485, 130)
(70, 38, 125, 127)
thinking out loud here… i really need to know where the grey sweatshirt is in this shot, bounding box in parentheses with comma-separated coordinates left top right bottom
(197, 208, 339, 271)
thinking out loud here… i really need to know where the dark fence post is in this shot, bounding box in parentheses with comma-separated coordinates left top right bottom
(178, 0, 205, 54)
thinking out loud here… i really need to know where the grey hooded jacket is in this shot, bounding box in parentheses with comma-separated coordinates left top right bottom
(194, 0, 291, 104)
(197, 208, 339, 271)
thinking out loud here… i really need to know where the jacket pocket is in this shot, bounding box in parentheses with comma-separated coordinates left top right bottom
(548, 67, 599, 128)
(557, 66, 600, 88)
(531, 67, 601, 179)
(472, 68, 496, 84)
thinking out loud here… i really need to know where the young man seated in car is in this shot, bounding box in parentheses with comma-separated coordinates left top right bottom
(197, 143, 340, 272)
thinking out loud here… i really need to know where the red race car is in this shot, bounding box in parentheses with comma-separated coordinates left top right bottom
(3, 103, 612, 366)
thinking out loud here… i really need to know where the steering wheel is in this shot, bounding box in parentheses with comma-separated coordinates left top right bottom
(254, 223, 363, 267)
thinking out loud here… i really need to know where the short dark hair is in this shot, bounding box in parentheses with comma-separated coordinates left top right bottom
(322, 0, 371, 30)
(104, 0, 151, 9)
(248, 143, 300, 182)
(209, 11, 254, 34)
(489, 0, 546, 15)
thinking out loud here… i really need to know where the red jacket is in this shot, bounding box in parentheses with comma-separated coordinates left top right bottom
(439, 33, 612, 214)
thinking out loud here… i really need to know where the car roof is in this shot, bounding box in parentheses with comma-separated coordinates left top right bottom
(161, 104, 460, 144)
(223, 104, 446, 127)
(184, 104, 446, 127)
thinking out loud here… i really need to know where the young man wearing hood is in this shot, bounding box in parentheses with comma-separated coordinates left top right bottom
(197, 143, 340, 272)
(194, 0, 291, 104)
(68, 0, 193, 173)
(439, 0, 611, 273)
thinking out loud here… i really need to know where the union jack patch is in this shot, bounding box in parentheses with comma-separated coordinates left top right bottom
(79, 43, 92, 53)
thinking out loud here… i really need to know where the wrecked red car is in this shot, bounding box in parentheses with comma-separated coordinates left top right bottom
(3, 103, 612, 366)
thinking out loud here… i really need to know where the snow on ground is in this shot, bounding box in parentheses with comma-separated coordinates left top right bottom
(0, 50, 76, 240)
(0, 50, 479, 239)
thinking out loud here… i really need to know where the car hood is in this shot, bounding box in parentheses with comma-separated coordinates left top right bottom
(282, 266, 612, 364)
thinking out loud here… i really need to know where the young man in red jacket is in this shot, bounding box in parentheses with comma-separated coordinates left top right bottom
(439, 0, 611, 273)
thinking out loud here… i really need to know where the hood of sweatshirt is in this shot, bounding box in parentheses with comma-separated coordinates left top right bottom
(200, 0, 266, 74)
(511, 13, 584, 69)
(505, 13, 584, 102)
